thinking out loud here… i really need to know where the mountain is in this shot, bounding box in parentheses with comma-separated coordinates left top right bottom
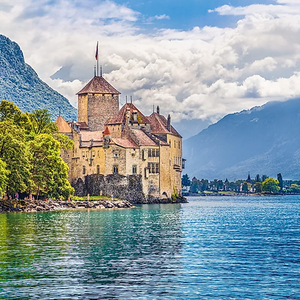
(0, 34, 77, 121)
(184, 98, 300, 180)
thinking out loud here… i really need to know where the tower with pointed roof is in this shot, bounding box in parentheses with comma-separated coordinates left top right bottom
(77, 75, 120, 131)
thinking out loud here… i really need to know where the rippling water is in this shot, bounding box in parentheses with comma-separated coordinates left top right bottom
(1, 196, 300, 299)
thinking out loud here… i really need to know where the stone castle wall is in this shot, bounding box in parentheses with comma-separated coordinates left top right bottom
(72, 174, 146, 204)
(88, 94, 119, 131)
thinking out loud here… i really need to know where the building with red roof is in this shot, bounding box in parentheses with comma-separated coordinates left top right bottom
(56, 74, 183, 201)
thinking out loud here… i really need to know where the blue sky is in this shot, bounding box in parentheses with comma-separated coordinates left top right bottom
(113, 0, 274, 30)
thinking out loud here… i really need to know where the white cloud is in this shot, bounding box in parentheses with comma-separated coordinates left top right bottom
(148, 14, 170, 21)
(1, 0, 300, 132)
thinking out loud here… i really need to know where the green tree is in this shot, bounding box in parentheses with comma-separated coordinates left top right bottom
(0, 100, 30, 130)
(28, 134, 74, 199)
(262, 174, 268, 182)
(182, 174, 191, 187)
(255, 174, 261, 182)
(290, 184, 300, 194)
(242, 182, 251, 193)
(254, 182, 262, 193)
(0, 159, 9, 196)
(277, 173, 283, 192)
(262, 178, 280, 194)
(28, 109, 57, 136)
(0, 121, 31, 194)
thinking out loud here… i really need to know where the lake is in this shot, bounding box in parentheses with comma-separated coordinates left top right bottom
(0, 196, 300, 299)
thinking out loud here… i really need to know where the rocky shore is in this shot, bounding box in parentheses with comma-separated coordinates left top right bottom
(0, 199, 133, 213)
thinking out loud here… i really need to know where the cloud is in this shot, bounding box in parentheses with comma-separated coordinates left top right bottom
(148, 14, 170, 21)
(1, 0, 300, 133)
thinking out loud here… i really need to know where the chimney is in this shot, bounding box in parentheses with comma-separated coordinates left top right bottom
(157, 106, 160, 114)
(167, 114, 171, 131)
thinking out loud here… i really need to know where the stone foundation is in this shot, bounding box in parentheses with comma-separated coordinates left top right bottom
(72, 174, 187, 204)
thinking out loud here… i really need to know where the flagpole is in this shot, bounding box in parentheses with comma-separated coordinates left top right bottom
(97, 41, 99, 76)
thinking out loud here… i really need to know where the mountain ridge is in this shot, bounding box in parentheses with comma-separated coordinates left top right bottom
(0, 34, 77, 121)
(183, 98, 300, 180)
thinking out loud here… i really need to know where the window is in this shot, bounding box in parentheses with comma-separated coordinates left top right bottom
(97, 165, 100, 174)
(156, 163, 159, 173)
(148, 149, 152, 157)
(132, 165, 137, 174)
(148, 163, 159, 174)
(178, 141, 181, 149)
(156, 149, 159, 157)
(169, 140, 171, 147)
(174, 141, 176, 148)
(83, 166, 86, 175)
(113, 165, 119, 174)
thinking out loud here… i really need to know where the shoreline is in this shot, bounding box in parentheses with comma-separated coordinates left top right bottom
(0, 199, 134, 213)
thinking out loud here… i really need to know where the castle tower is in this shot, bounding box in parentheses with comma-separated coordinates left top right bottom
(77, 76, 120, 131)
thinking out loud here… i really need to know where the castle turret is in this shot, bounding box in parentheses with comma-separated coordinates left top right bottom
(77, 76, 120, 131)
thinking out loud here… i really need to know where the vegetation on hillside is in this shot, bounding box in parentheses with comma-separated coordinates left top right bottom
(0, 100, 74, 199)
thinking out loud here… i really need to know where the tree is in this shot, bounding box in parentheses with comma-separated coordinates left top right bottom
(290, 184, 300, 194)
(28, 134, 74, 199)
(262, 178, 280, 194)
(277, 173, 283, 192)
(190, 177, 200, 193)
(0, 159, 9, 196)
(242, 182, 251, 193)
(28, 109, 57, 136)
(182, 174, 191, 187)
(255, 174, 261, 182)
(0, 100, 30, 130)
(200, 179, 209, 191)
(262, 175, 268, 182)
(0, 121, 31, 194)
(254, 182, 262, 193)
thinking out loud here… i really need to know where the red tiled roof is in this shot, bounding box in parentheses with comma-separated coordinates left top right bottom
(76, 122, 89, 130)
(108, 103, 150, 125)
(112, 138, 138, 149)
(148, 113, 182, 138)
(55, 116, 71, 133)
(77, 76, 120, 95)
(81, 131, 103, 142)
(132, 129, 158, 146)
(103, 124, 110, 136)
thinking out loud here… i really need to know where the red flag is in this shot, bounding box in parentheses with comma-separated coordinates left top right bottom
(95, 42, 98, 60)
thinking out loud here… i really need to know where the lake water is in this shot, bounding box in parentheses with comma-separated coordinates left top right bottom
(0, 196, 300, 299)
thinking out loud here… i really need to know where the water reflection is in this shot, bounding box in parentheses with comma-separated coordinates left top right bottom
(0, 204, 183, 299)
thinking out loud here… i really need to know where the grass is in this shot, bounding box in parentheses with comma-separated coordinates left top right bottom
(71, 195, 121, 201)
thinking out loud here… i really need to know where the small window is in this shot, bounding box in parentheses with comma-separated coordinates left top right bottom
(169, 141, 171, 147)
(113, 165, 119, 174)
(155, 164, 159, 174)
(178, 141, 181, 149)
(97, 165, 100, 174)
(132, 165, 137, 174)
(156, 149, 159, 157)
(152, 149, 155, 157)
(148, 149, 152, 157)
(174, 141, 176, 148)
(83, 166, 86, 175)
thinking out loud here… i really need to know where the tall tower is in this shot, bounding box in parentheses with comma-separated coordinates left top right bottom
(77, 76, 120, 131)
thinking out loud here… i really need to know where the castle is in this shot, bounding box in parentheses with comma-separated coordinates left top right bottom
(56, 75, 184, 201)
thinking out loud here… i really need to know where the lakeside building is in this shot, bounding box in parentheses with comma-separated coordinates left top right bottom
(56, 75, 184, 200)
